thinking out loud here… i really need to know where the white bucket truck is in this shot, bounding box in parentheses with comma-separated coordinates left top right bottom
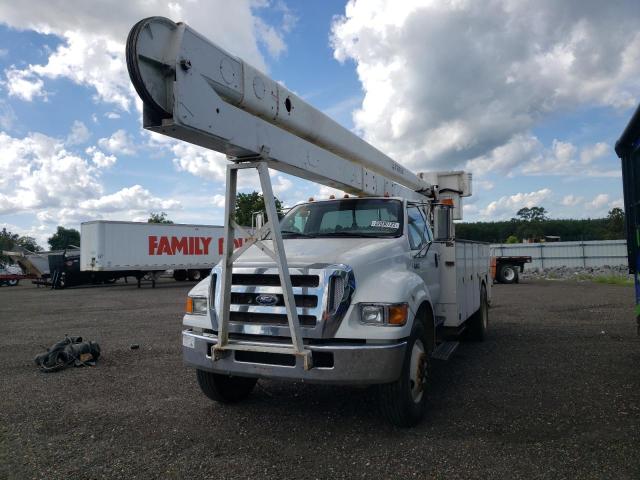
(126, 17, 491, 426)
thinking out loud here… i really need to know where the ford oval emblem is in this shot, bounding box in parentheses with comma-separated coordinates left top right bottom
(255, 294, 278, 306)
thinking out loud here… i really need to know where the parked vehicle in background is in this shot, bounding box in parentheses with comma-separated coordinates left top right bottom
(81, 221, 246, 286)
(615, 104, 640, 332)
(0, 264, 24, 286)
(490, 254, 532, 284)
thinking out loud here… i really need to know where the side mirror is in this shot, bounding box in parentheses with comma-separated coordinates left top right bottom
(433, 203, 453, 242)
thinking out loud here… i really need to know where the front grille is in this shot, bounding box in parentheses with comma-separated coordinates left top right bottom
(230, 311, 317, 327)
(231, 292, 318, 308)
(232, 274, 319, 287)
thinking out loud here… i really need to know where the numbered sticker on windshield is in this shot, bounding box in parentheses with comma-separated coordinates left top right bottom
(371, 220, 400, 229)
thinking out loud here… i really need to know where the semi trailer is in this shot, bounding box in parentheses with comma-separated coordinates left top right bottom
(80, 221, 246, 285)
(126, 16, 491, 426)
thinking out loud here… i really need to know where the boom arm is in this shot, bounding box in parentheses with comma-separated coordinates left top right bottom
(125, 16, 431, 201)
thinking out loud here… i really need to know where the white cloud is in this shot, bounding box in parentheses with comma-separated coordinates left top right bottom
(5, 68, 45, 101)
(66, 120, 90, 145)
(0, 130, 179, 233)
(561, 194, 584, 207)
(212, 194, 226, 208)
(98, 129, 136, 155)
(480, 188, 553, 220)
(79, 185, 180, 212)
(0, 1, 293, 110)
(85, 146, 116, 168)
(105, 111, 120, 119)
(171, 142, 227, 182)
(588, 193, 610, 209)
(0, 131, 103, 214)
(331, 0, 640, 172)
(580, 142, 609, 164)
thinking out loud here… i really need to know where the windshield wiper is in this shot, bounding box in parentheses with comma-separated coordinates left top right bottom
(280, 230, 317, 238)
(316, 231, 389, 238)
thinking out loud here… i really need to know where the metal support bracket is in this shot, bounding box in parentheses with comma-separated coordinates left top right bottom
(214, 156, 313, 370)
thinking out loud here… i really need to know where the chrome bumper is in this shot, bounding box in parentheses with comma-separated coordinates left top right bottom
(182, 330, 406, 385)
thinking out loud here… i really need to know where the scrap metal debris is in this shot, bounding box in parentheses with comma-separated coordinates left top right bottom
(34, 335, 101, 373)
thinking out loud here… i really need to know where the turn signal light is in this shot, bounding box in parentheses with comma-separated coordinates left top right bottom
(185, 297, 193, 314)
(388, 304, 408, 325)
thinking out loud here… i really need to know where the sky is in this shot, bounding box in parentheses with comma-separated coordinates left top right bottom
(0, 0, 638, 248)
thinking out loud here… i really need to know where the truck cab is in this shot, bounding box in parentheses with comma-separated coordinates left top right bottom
(182, 196, 490, 426)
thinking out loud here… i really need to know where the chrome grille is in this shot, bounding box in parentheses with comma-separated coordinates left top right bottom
(211, 266, 354, 339)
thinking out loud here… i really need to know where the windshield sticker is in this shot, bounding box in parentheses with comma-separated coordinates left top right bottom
(371, 220, 400, 229)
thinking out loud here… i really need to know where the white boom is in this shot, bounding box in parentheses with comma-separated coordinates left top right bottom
(126, 16, 432, 200)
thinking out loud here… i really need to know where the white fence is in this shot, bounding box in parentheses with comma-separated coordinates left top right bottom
(490, 240, 628, 269)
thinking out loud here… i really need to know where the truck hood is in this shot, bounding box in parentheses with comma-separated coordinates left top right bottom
(236, 237, 408, 271)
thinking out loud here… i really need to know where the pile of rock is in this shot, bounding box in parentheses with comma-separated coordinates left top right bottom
(521, 264, 632, 281)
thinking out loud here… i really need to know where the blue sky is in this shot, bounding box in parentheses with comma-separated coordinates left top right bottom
(0, 0, 637, 247)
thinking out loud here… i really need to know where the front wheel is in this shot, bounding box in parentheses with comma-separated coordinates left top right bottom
(377, 319, 429, 427)
(196, 369, 257, 403)
(7, 279, 19, 286)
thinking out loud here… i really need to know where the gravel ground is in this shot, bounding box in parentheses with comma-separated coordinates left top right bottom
(0, 279, 638, 479)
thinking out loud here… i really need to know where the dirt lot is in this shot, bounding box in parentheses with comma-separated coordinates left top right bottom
(0, 279, 638, 479)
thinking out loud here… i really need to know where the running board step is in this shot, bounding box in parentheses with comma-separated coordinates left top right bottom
(430, 341, 459, 361)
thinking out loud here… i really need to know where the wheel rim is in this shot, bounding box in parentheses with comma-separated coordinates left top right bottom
(192, 271, 201, 281)
(409, 339, 427, 403)
(503, 267, 515, 281)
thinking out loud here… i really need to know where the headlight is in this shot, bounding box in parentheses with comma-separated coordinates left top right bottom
(185, 296, 207, 315)
(359, 303, 408, 326)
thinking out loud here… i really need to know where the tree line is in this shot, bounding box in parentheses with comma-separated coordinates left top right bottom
(456, 207, 625, 243)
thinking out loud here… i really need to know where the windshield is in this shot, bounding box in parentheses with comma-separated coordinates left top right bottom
(280, 199, 403, 238)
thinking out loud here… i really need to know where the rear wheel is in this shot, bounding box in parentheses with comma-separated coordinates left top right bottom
(465, 285, 488, 341)
(7, 279, 18, 286)
(196, 369, 257, 403)
(497, 264, 518, 284)
(377, 319, 429, 427)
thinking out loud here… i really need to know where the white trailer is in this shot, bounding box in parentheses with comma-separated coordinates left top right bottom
(126, 16, 491, 427)
(80, 221, 244, 282)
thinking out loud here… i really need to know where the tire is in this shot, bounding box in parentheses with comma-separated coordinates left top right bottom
(173, 270, 188, 282)
(497, 263, 518, 284)
(196, 369, 257, 403)
(188, 269, 202, 281)
(7, 279, 19, 286)
(377, 319, 429, 427)
(465, 285, 488, 341)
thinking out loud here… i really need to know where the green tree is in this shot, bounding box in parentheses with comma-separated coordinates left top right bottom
(515, 206, 549, 222)
(0, 228, 19, 263)
(0, 229, 42, 263)
(234, 191, 283, 227)
(48, 226, 81, 250)
(605, 207, 625, 239)
(505, 235, 519, 244)
(148, 212, 174, 224)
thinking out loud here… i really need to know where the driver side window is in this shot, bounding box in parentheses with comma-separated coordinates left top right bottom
(407, 206, 428, 250)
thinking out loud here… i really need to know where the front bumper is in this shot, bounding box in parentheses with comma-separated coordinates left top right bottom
(182, 330, 406, 385)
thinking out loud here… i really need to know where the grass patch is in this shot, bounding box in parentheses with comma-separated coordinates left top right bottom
(592, 275, 634, 286)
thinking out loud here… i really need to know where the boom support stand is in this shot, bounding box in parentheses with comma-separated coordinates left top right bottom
(215, 158, 312, 370)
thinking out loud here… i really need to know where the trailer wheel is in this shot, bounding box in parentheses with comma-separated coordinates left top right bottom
(173, 270, 188, 282)
(465, 285, 488, 341)
(377, 319, 429, 427)
(196, 369, 257, 403)
(188, 269, 202, 281)
(497, 263, 518, 284)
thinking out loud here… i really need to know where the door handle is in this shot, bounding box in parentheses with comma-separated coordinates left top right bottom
(434, 253, 439, 268)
